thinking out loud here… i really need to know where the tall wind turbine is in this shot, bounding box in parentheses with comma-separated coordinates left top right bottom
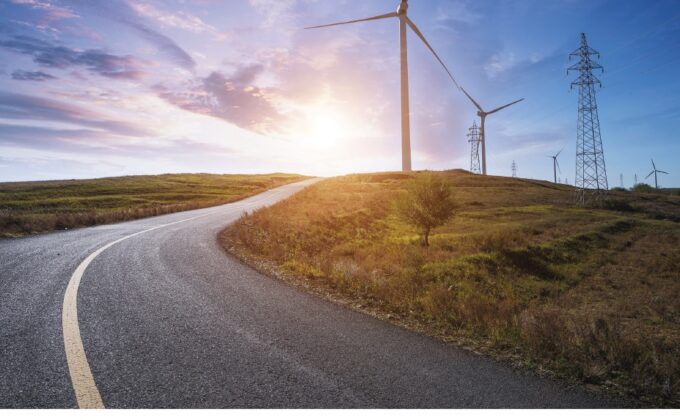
(646, 159, 669, 189)
(548, 149, 563, 183)
(305, 0, 459, 172)
(458, 87, 523, 175)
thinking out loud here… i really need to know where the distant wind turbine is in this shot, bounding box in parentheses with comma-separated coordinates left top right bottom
(548, 148, 563, 184)
(459, 87, 524, 175)
(646, 159, 669, 189)
(305, 0, 459, 172)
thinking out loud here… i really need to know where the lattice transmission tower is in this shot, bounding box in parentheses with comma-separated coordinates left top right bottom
(511, 160, 517, 178)
(569, 33, 608, 204)
(467, 121, 482, 174)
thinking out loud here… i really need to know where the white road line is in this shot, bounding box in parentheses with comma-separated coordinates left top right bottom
(61, 197, 269, 408)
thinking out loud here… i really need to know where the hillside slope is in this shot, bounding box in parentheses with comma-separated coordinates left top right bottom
(221, 170, 680, 406)
(0, 173, 306, 237)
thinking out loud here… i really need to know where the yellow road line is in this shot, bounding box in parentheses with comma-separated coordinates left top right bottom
(62, 210, 228, 408)
(61, 183, 307, 408)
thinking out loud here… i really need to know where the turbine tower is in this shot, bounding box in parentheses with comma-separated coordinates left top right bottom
(459, 87, 524, 175)
(569, 33, 608, 204)
(548, 148, 563, 183)
(646, 159, 669, 189)
(467, 121, 481, 174)
(306, 0, 459, 172)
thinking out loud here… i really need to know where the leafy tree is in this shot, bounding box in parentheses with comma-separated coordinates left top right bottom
(397, 173, 455, 246)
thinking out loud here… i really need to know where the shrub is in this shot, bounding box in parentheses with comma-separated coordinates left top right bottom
(632, 183, 655, 193)
(396, 173, 456, 246)
(602, 199, 635, 212)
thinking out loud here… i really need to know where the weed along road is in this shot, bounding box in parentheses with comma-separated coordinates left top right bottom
(0, 179, 622, 408)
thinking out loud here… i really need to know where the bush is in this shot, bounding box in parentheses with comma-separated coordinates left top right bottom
(632, 183, 655, 193)
(396, 173, 456, 246)
(602, 199, 635, 212)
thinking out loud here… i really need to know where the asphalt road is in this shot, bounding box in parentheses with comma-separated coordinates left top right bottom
(0, 179, 625, 408)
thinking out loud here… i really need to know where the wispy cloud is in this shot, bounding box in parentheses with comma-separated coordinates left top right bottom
(0, 91, 152, 136)
(248, 0, 298, 28)
(67, 0, 196, 70)
(484, 50, 517, 79)
(9, 0, 79, 23)
(435, 0, 481, 25)
(0, 35, 146, 79)
(127, 1, 227, 39)
(11, 69, 56, 81)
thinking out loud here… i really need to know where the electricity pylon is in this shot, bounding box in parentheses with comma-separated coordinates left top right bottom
(569, 33, 608, 204)
(467, 121, 482, 174)
(512, 160, 517, 178)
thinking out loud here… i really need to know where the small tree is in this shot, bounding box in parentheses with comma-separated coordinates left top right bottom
(632, 183, 654, 193)
(397, 173, 455, 246)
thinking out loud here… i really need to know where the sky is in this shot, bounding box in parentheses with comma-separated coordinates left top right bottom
(0, 0, 678, 187)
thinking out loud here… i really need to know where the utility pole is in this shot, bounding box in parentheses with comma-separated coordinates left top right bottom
(467, 121, 482, 174)
(512, 160, 517, 178)
(569, 33, 608, 204)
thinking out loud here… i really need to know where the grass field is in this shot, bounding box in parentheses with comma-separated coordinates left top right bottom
(0, 173, 306, 238)
(221, 170, 680, 406)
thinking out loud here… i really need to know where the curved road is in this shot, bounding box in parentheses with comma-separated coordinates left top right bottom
(0, 179, 622, 408)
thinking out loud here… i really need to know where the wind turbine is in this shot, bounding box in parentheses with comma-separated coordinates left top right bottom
(646, 159, 669, 189)
(548, 148, 563, 183)
(459, 87, 524, 175)
(305, 0, 459, 172)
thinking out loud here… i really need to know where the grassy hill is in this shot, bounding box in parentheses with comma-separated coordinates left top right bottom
(221, 170, 680, 406)
(0, 173, 306, 237)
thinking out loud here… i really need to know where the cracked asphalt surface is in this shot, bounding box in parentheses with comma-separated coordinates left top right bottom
(0, 179, 625, 408)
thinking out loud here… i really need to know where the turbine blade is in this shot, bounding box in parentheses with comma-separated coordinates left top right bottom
(556, 160, 561, 174)
(305, 12, 398, 29)
(646, 171, 654, 179)
(556, 147, 564, 158)
(488, 98, 525, 114)
(659, 171, 669, 175)
(652, 159, 656, 170)
(405, 17, 460, 88)
(459, 86, 484, 113)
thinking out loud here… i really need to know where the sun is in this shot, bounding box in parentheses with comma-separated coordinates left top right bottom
(305, 106, 347, 148)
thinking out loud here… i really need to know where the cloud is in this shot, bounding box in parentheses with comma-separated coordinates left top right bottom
(9, 0, 79, 22)
(435, 0, 482, 25)
(123, 20, 196, 70)
(0, 91, 152, 136)
(248, 0, 298, 28)
(0, 35, 146, 79)
(484, 50, 517, 79)
(127, 1, 227, 39)
(10, 69, 56, 81)
(156, 65, 288, 135)
(0, 123, 233, 157)
(67, 0, 196, 70)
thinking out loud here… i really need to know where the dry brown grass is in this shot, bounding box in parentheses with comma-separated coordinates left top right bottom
(220, 170, 680, 406)
(0, 173, 306, 237)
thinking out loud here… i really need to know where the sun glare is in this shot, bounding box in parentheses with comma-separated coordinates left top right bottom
(304, 107, 347, 148)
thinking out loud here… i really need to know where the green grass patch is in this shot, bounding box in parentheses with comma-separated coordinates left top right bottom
(0, 173, 306, 237)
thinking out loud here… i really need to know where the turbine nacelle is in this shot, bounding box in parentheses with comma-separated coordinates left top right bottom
(397, 0, 408, 15)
